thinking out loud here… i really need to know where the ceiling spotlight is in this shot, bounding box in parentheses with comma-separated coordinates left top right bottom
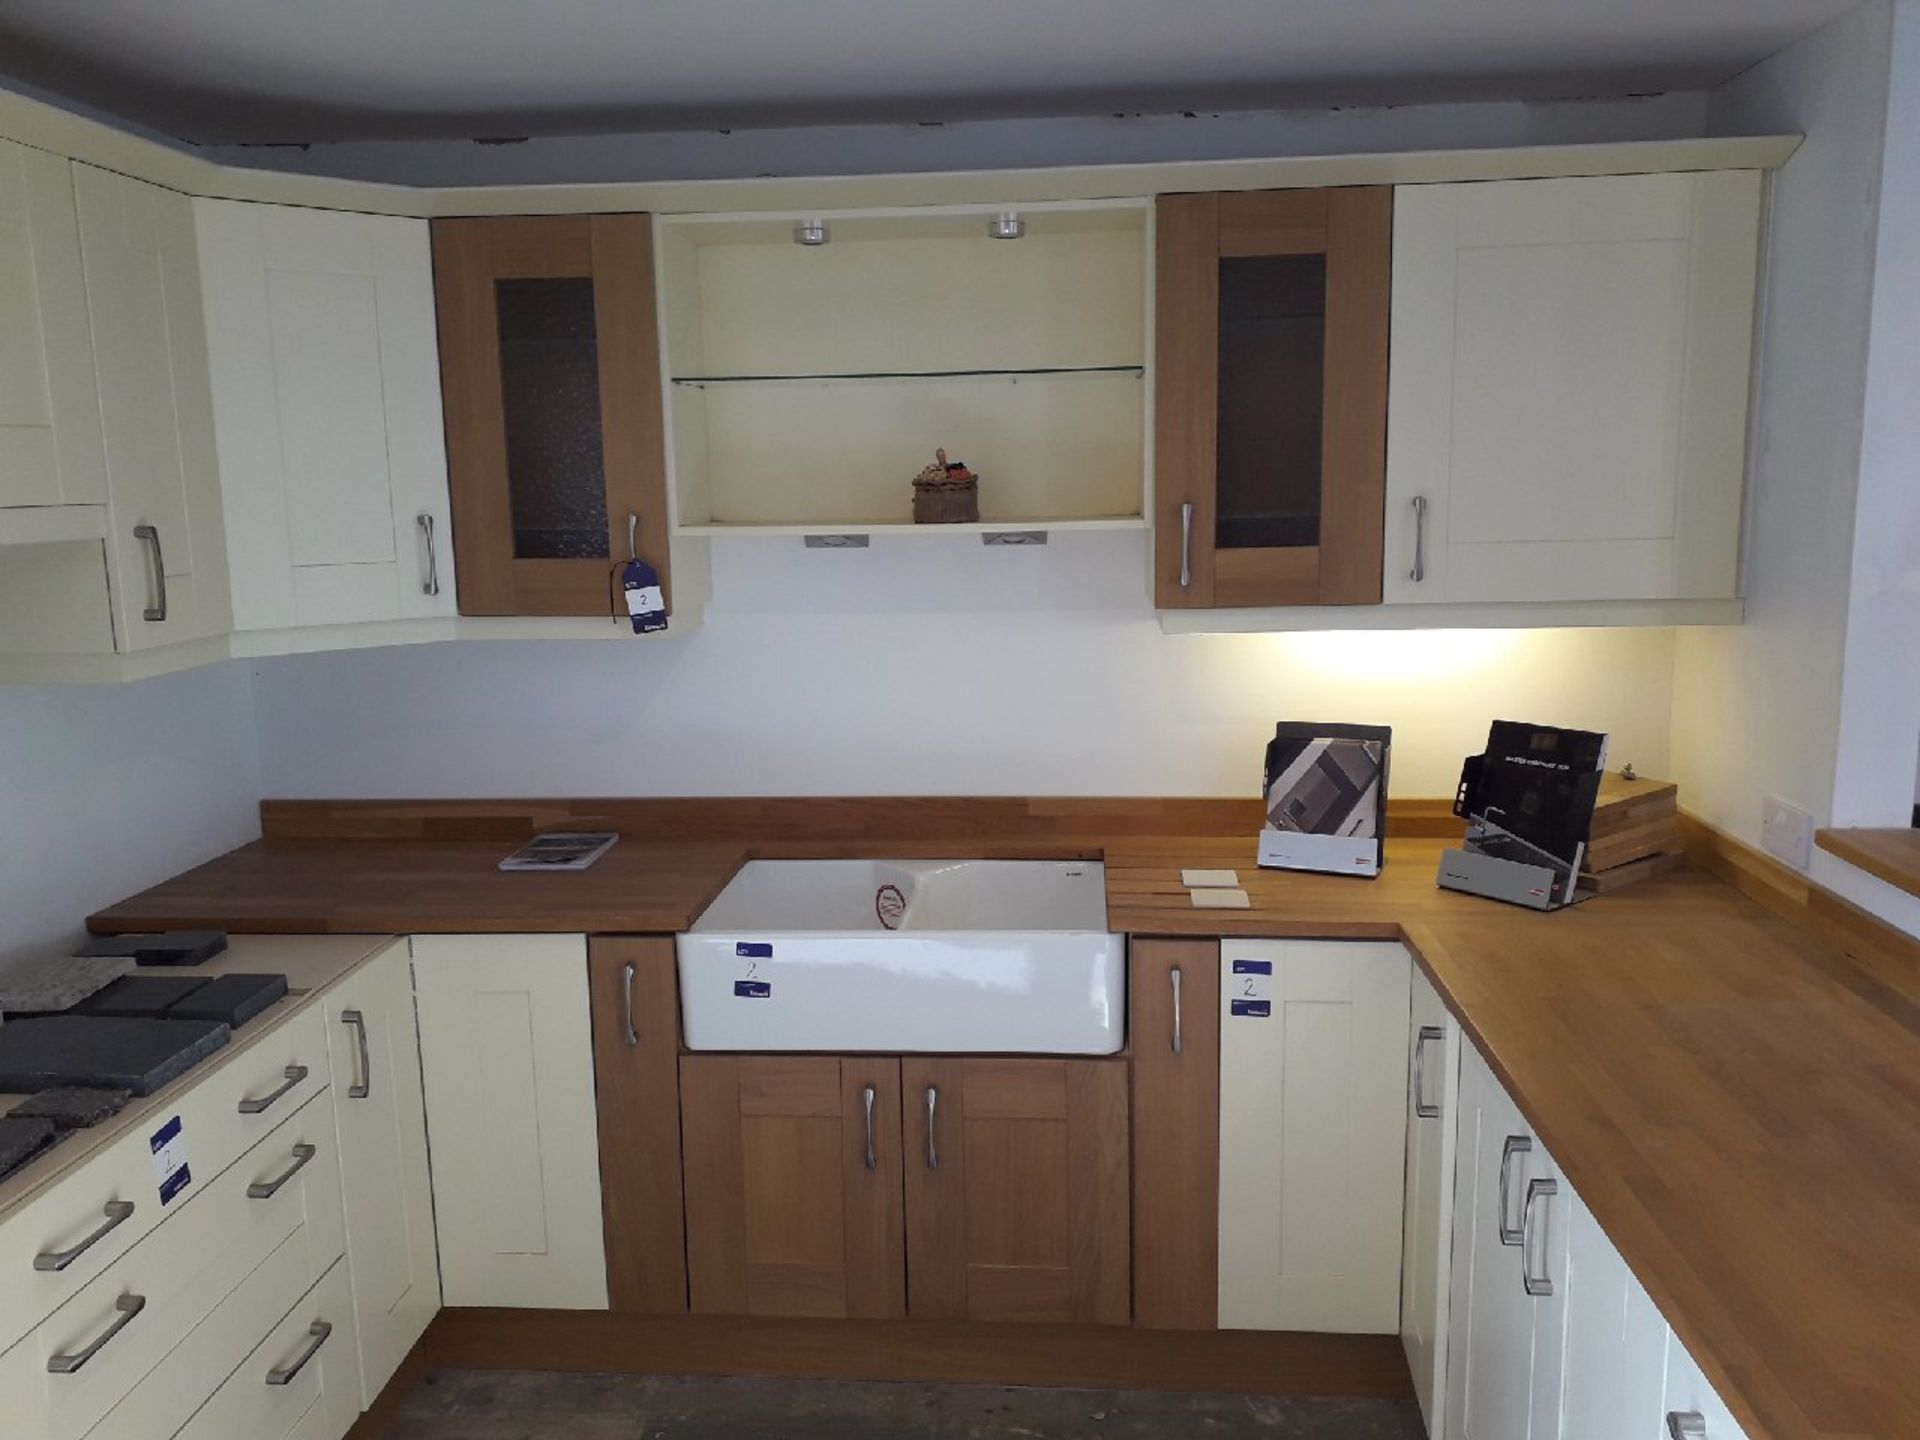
(793, 218, 830, 246)
(988, 211, 1026, 240)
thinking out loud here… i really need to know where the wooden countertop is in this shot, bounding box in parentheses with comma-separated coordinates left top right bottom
(1817, 825, 1920, 900)
(86, 824, 1920, 1440)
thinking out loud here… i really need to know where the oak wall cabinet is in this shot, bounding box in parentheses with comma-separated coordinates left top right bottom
(658, 202, 1148, 537)
(1216, 939, 1410, 1333)
(1154, 188, 1392, 609)
(1385, 171, 1761, 605)
(196, 200, 456, 633)
(431, 213, 674, 616)
(412, 934, 609, 1310)
(680, 1054, 907, 1319)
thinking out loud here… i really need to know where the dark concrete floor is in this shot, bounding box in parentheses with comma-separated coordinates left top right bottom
(373, 1369, 1428, 1440)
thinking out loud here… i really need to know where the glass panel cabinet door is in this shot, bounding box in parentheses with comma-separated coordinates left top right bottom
(431, 214, 671, 616)
(1154, 188, 1391, 609)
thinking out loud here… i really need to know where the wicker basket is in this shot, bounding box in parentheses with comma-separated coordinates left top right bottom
(911, 448, 980, 524)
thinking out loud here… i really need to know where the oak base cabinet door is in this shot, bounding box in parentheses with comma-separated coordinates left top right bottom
(903, 1057, 1130, 1326)
(681, 1055, 906, 1319)
(412, 934, 608, 1309)
(1129, 939, 1219, 1329)
(324, 937, 439, 1401)
(588, 936, 689, 1314)
(1218, 940, 1410, 1333)
(1401, 964, 1461, 1436)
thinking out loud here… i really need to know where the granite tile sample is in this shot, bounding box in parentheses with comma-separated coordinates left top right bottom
(165, 973, 287, 1029)
(76, 975, 209, 1018)
(0, 953, 134, 1017)
(0, 1016, 231, 1095)
(8, 1087, 133, 1129)
(77, 931, 229, 966)
(0, 1115, 60, 1181)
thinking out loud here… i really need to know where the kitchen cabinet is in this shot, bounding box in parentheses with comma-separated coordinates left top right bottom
(430, 213, 674, 616)
(1217, 940, 1410, 1333)
(323, 937, 439, 1401)
(680, 1054, 906, 1319)
(411, 934, 608, 1309)
(1130, 938, 1220, 1329)
(1662, 1326, 1752, 1440)
(0, 138, 105, 513)
(1401, 964, 1461, 1436)
(902, 1057, 1130, 1326)
(195, 199, 456, 632)
(1559, 1188, 1668, 1440)
(72, 162, 230, 651)
(1154, 187, 1391, 609)
(587, 936, 688, 1314)
(1385, 171, 1761, 605)
(1444, 1039, 1569, 1440)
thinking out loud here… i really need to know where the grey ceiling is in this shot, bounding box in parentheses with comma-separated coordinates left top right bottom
(0, 0, 1859, 145)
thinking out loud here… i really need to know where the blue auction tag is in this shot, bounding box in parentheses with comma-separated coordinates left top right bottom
(733, 980, 772, 999)
(622, 558, 667, 634)
(1231, 959, 1273, 975)
(1230, 1000, 1271, 1018)
(735, 942, 773, 958)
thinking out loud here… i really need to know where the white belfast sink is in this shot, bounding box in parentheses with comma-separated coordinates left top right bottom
(678, 859, 1124, 1054)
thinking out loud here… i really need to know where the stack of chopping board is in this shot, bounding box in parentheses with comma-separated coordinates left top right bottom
(1578, 772, 1683, 894)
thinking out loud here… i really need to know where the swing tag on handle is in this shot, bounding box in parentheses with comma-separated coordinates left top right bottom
(622, 558, 667, 634)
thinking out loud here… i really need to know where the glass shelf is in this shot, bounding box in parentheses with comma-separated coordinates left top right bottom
(670, 364, 1144, 387)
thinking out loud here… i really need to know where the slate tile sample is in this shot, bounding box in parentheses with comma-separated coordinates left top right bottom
(0, 1016, 231, 1096)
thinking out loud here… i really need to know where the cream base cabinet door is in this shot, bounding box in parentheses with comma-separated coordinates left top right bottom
(1218, 940, 1411, 1333)
(1558, 1188, 1670, 1440)
(195, 199, 456, 632)
(0, 139, 105, 512)
(72, 162, 230, 651)
(1385, 170, 1760, 605)
(1401, 964, 1462, 1437)
(1662, 1328, 1752, 1440)
(411, 934, 608, 1310)
(324, 938, 440, 1401)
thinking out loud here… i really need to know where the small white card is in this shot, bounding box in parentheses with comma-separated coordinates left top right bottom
(1190, 888, 1251, 909)
(1181, 868, 1241, 888)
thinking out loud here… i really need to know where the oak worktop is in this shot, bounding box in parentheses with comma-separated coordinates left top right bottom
(86, 816, 1920, 1440)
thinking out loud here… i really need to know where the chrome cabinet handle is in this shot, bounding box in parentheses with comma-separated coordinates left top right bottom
(247, 1143, 317, 1200)
(341, 1010, 371, 1100)
(1170, 965, 1184, 1055)
(1497, 1134, 1532, 1245)
(238, 1064, 308, 1115)
(34, 1200, 135, 1273)
(925, 1086, 939, 1171)
(1667, 1413, 1707, 1440)
(622, 963, 638, 1048)
(862, 1084, 877, 1171)
(133, 524, 167, 621)
(416, 513, 440, 597)
(1521, 1177, 1558, 1296)
(1409, 495, 1428, 583)
(47, 1294, 144, 1374)
(265, 1320, 333, 1386)
(1178, 502, 1194, 589)
(1412, 1025, 1444, 1119)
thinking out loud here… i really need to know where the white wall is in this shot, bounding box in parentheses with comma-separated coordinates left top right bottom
(248, 534, 1675, 800)
(0, 663, 263, 969)
(1668, 0, 1894, 849)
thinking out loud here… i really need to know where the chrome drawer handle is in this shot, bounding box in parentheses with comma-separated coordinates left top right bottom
(862, 1084, 877, 1171)
(1412, 1025, 1444, 1119)
(925, 1086, 939, 1171)
(622, 963, 638, 1048)
(247, 1143, 317, 1200)
(416, 513, 440, 597)
(1521, 1177, 1558, 1297)
(1497, 1134, 1532, 1245)
(1667, 1413, 1707, 1440)
(1178, 502, 1194, 589)
(238, 1064, 308, 1115)
(47, 1294, 144, 1374)
(342, 1010, 371, 1099)
(265, 1320, 333, 1386)
(133, 524, 167, 621)
(34, 1200, 135, 1273)
(1170, 965, 1184, 1055)
(1409, 495, 1428, 582)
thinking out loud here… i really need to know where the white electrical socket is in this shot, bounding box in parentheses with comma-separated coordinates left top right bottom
(1760, 796, 1815, 870)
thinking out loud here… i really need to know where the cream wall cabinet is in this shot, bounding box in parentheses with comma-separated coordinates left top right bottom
(1385, 170, 1761, 607)
(1401, 964, 1461, 1436)
(324, 937, 440, 1402)
(72, 162, 231, 651)
(195, 199, 456, 632)
(411, 933, 609, 1310)
(1217, 939, 1411, 1333)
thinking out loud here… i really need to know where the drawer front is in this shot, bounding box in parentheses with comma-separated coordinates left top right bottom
(0, 1090, 344, 1440)
(176, 1258, 362, 1440)
(0, 1003, 332, 1355)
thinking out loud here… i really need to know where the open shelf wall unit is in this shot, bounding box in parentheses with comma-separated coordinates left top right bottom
(656, 199, 1152, 538)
